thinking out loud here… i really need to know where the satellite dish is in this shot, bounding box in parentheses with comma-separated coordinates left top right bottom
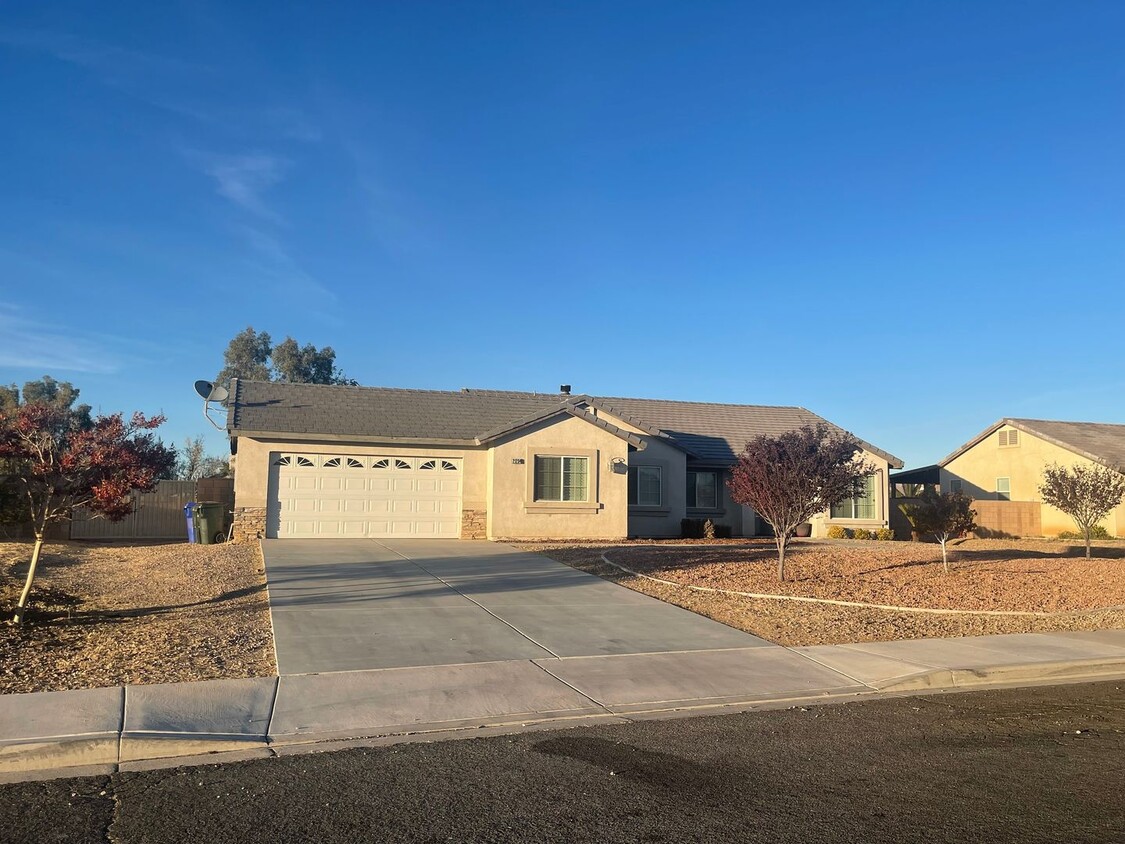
(193, 379, 229, 431)
(194, 380, 230, 402)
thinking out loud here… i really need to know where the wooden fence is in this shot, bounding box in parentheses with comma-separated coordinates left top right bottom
(890, 496, 1042, 539)
(69, 479, 234, 540)
(970, 500, 1041, 538)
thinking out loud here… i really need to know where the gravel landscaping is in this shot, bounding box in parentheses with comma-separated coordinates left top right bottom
(518, 538, 1125, 646)
(0, 541, 276, 695)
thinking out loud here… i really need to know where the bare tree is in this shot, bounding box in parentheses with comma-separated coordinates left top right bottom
(177, 436, 230, 480)
(728, 424, 873, 580)
(1039, 463, 1125, 559)
(897, 490, 977, 572)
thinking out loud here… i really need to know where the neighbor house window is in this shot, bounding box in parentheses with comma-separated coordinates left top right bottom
(996, 478, 1010, 501)
(628, 466, 663, 507)
(534, 456, 588, 502)
(950, 479, 963, 494)
(832, 473, 877, 519)
(686, 471, 719, 509)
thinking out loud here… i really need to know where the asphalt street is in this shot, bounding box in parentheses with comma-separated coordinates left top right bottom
(4, 681, 1124, 843)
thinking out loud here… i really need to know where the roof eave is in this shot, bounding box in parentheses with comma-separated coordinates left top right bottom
(937, 419, 1006, 467)
(1007, 420, 1125, 472)
(583, 399, 700, 457)
(230, 430, 481, 447)
(476, 404, 648, 450)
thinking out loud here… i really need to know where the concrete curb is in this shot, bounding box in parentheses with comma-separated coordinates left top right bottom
(2, 631, 1125, 784)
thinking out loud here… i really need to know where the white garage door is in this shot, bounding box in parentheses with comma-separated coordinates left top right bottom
(270, 453, 463, 538)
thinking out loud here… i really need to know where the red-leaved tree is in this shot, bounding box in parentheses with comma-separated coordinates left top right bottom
(0, 403, 176, 624)
(728, 424, 874, 581)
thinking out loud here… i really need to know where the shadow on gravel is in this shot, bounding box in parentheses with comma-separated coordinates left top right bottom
(532, 735, 731, 795)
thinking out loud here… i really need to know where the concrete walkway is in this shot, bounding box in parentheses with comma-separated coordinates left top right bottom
(2, 538, 1125, 782)
(264, 539, 769, 674)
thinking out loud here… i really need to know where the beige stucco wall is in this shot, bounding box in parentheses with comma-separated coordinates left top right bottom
(810, 450, 893, 538)
(941, 425, 1123, 537)
(487, 415, 629, 540)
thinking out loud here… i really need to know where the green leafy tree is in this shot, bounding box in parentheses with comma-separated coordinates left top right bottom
(1039, 463, 1125, 559)
(1, 377, 92, 428)
(0, 401, 176, 624)
(897, 489, 977, 572)
(216, 327, 356, 386)
(216, 327, 273, 385)
(727, 424, 874, 581)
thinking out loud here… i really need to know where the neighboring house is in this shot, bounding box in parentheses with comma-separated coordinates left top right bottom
(932, 418, 1125, 537)
(225, 380, 902, 542)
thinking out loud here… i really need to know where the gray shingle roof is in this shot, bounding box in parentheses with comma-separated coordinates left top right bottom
(940, 418, 1125, 470)
(228, 380, 903, 467)
(228, 381, 566, 441)
(590, 397, 902, 467)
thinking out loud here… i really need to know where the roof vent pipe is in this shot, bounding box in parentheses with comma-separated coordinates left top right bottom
(560, 384, 571, 395)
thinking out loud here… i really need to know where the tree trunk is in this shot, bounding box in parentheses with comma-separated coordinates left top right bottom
(776, 535, 787, 581)
(939, 536, 949, 573)
(12, 532, 45, 625)
(1084, 526, 1092, 559)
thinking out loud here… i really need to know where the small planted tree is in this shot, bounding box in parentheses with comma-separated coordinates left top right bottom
(728, 424, 873, 581)
(0, 401, 176, 624)
(1039, 463, 1125, 559)
(897, 489, 977, 572)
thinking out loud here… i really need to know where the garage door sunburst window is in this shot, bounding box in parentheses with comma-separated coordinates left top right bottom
(534, 456, 588, 502)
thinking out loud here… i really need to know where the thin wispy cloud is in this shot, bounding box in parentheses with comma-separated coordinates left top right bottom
(192, 152, 290, 223)
(235, 225, 339, 306)
(0, 28, 205, 82)
(0, 303, 121, 374)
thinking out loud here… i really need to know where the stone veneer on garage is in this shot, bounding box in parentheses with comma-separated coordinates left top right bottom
(461, 509, 487, 540)
(231, 506, 267, 544)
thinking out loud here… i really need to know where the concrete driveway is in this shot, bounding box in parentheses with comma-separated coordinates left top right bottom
(263, 539, 771, 675)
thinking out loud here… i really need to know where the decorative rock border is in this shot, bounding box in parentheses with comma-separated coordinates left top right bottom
(599, 553, 1125, 618)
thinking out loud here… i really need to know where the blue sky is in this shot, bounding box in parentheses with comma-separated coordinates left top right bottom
(1, 1, 1122, 468)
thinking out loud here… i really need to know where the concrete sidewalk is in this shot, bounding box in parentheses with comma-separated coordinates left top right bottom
(3, 628, 1125, 783)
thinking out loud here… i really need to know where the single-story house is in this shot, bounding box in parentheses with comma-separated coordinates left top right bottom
(225, 380, 902, 542)
(914, 418, 1125, 538)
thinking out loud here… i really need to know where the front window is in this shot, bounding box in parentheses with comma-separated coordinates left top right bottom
(687, 471, 718, 509)
(628, 466, 662, 506)
(534, 456, 588, 502)
(832, 473, 877, 519)
(996, 478, 1010, 501)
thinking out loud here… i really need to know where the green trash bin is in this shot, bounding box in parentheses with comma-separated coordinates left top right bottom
(196, 502, 226, 545)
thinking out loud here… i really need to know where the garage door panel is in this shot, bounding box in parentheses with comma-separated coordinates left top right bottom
(271, 454, 463, 539)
